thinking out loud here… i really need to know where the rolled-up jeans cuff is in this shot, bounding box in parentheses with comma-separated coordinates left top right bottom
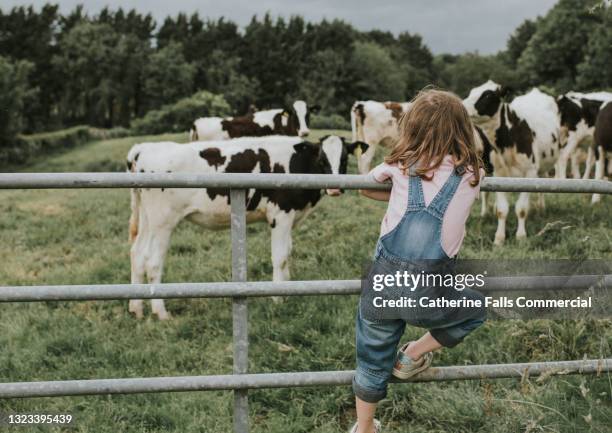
(430, 328, 462, 348)
(352, 375, 387, 403)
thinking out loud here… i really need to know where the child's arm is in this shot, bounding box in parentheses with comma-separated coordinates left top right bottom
(361, 163, 392, 201)
(359, 188, 391, 201)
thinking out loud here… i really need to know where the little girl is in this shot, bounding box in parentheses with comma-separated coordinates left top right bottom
(351, 89, 487, 433)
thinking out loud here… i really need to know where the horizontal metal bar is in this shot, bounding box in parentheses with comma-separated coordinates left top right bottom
(0, 359, 608, 398)
(0, 173, 610, 194)
(0, 276, 609, 302)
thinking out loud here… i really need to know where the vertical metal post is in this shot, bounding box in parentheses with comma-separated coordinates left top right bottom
(230, 189, 248, 433)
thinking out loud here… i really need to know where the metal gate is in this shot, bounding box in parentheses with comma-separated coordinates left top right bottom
(1, 173, 611, 433)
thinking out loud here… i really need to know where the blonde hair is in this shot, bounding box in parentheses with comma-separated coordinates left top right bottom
(385, 88, 482, 187)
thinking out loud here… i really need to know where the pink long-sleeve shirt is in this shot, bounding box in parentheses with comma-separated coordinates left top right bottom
(370, 156, 482, 257)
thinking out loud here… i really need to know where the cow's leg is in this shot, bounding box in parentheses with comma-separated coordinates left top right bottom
(494, 192, 509, 246)
(582, 146, 594, 179)
(270, 212, 296, 282)
(570, 151, 582, 179)
(480, 192, 487, 217)
(129, 232, 147, 319)
(515, 192, 530, 239)
(556, 155, 568, 179)
(128, 201, 149, 319)
(144, 225, 177, 320)
(556, 135, 577, 179)
(592, 145, 605, 204)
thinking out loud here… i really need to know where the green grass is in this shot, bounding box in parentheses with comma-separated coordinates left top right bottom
(0, 130, 611, 432)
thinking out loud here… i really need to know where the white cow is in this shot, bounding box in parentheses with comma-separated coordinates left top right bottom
(464, 81, 561, 245)
(350, 100, 411, 173)
(126, 135, 366, 319)
(190, 100, 319, 141)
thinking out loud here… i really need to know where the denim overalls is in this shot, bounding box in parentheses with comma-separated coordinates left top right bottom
(353, 165, 487, 403)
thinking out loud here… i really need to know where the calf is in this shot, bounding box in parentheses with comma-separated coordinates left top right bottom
(190, 100, 320, 141)
(126, 135, 367, 319)
(351, 100, 411, 173)
(556, 91, 612, 179)
(463, 80, 561, 245)
(592, 100, 612, 203)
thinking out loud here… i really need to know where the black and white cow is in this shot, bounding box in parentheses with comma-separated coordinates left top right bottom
(190, 100, 320, 141)
(556, 91, 612, 180)
(463, 80, 561, 245)
(126, 135, 367, 319)
(592, 100, 612, 203)
(350, 100, 411, 173)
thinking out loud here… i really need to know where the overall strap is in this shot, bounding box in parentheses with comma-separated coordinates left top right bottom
(407, 165, 425, 210)
(427, 165, 466, 219)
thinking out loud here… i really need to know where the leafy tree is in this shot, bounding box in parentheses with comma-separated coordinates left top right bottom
(505, 19, 538, 67)
(0, 4, 59, 131)
(434, 53, 516, 98)
(576, 4, 612, 89)
(202, 50, 259, 113)
(517, 0, 601, 91)
(298, 49, 348, 113)
(52, 22, 123, 127)
(142, 42, 196, 112)
(0, 56, 34, 145)
(394, 32, 435, 97)
(348, 41, 404, 101)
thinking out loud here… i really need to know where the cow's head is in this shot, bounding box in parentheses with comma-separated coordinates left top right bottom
(289, 100, 320, 137)
(463, 80, 510, 120)
(291, 135, 368, 196)
(320, 135, 368, 196)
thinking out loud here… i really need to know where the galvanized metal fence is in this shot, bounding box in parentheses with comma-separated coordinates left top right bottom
(1, 173, 611, 433)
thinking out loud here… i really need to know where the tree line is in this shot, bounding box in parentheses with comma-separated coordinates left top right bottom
(0, 0, 610, 146)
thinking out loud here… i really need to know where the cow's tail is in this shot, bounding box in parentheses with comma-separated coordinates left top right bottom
(189, 121, 199, 141)
(129, 188, 141, 243)
(126, 144, 143, 243)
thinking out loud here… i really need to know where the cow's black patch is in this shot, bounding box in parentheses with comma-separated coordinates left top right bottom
(557, 96, 582, 131)
(126, 160, 132, 170)
(495, 105, 512, 150)
(203, 140, 346, 214)
(206, 148, 271, 207)
(580, 98, 603, 127)
(270, 219, 276, 228)
(199, 148, 227, 169)
(474, 90, 501, 117)
(508, 108, 534, 157)
(222, 116, 274, 138)
(594, 103, 612, 175)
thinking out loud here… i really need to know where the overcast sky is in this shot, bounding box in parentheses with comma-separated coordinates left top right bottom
(4, 0, 558, 54)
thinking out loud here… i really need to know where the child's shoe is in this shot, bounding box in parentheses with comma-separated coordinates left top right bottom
(392, 342, 433, 379)
(348, 419, 381, 433)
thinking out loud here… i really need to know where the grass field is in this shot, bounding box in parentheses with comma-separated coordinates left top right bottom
(1, 130, 611, 432)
